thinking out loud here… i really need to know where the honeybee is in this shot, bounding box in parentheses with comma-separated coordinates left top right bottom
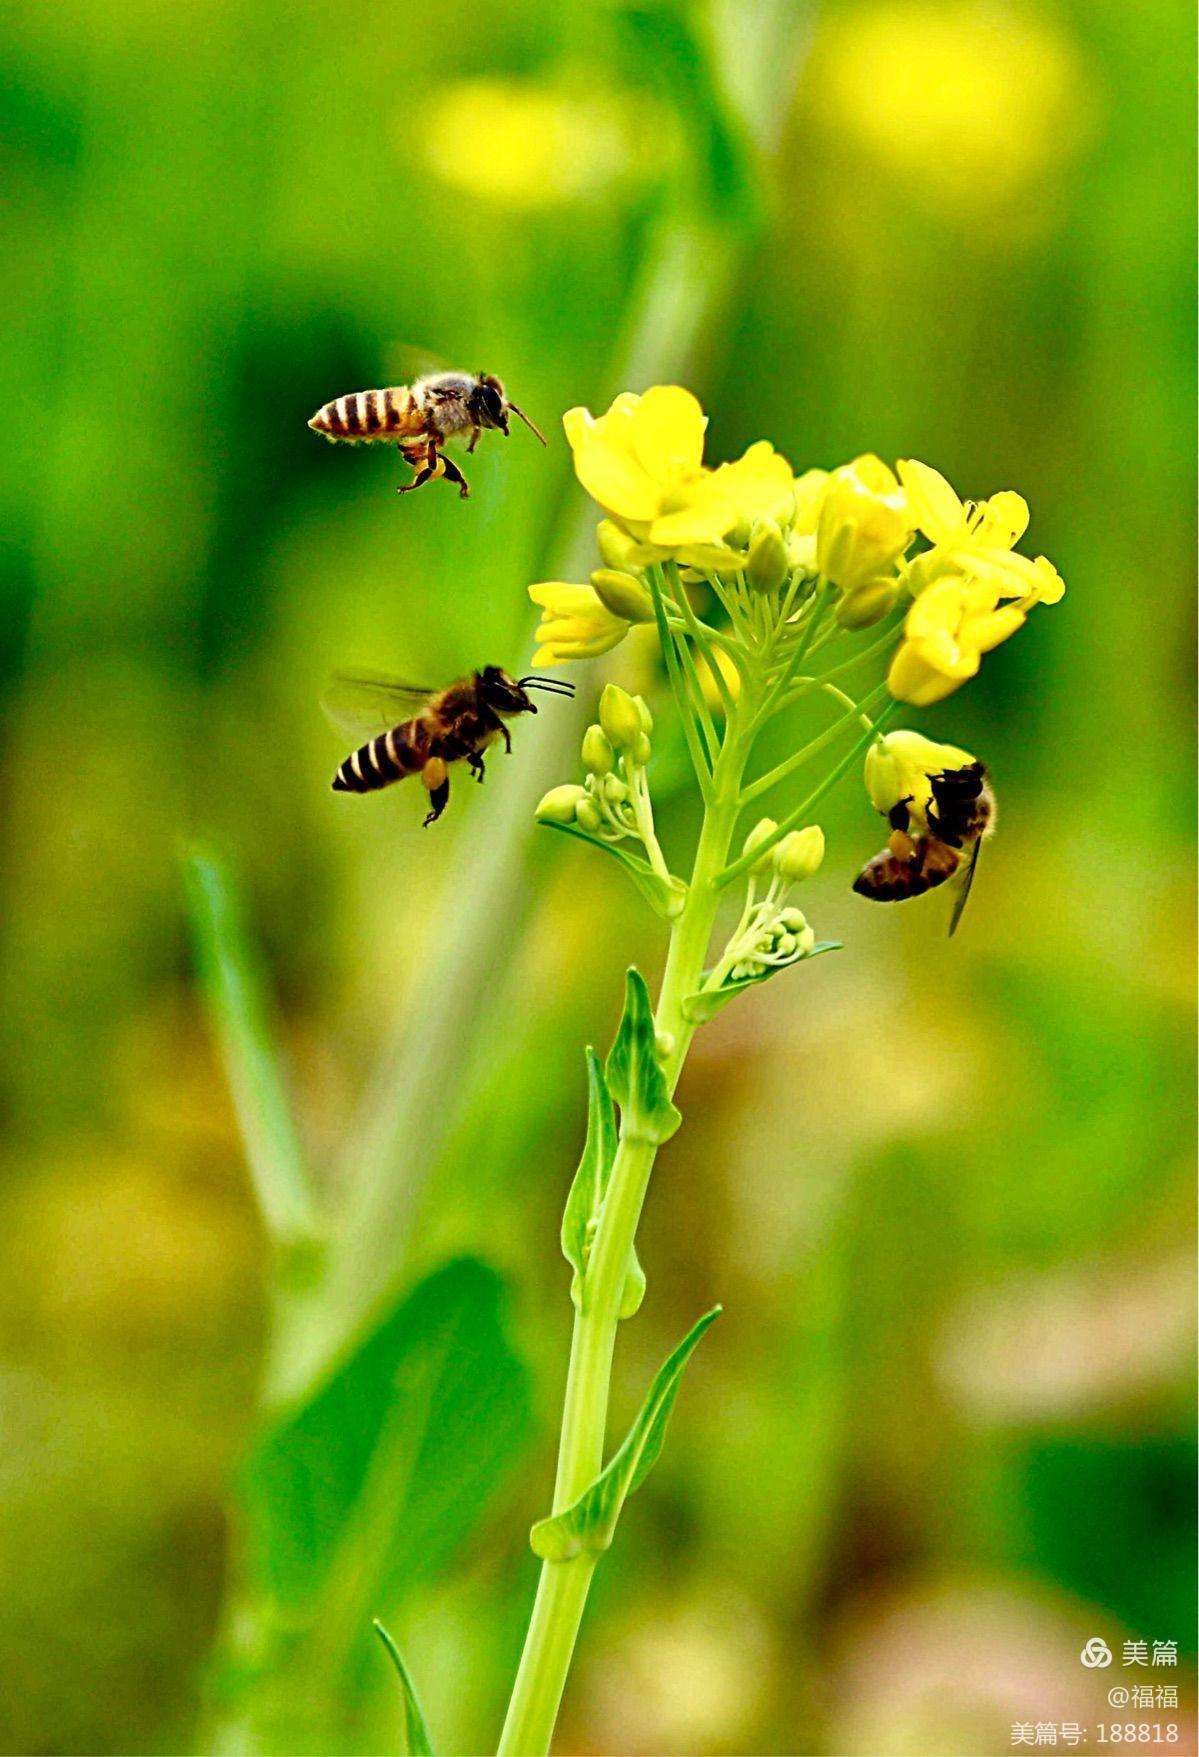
(324, 666, 574, 825)
(308, 371, 546, 498)
(853, 759, 995, 936)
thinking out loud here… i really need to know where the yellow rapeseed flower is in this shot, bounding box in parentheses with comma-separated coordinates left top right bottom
(865, 729, 978, 835)
(564, 387, 794, 570)
(888, 574, 1028, 705)
(816, 455, 914, 615)
(897, 458, 1065, 605)
(528, 582, 629, 667)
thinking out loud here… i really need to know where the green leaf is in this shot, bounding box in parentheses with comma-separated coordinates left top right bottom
(372, 1621, 434, 1756)
(182, 844, 320, 1264)
(537, 818, 686, 920)
(560, 1049, 618, 1299)
(243, 1258, 531, 1633)
(606, 968, 682, 1145)
(530, 1306, 721, 1561)
(561, 1050, 647, 1317)
(682, 942, 843, 1023)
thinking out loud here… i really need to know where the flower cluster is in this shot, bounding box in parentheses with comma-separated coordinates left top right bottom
(536, 683, 675, 892)
(529, 387, 1063, 707)
(709, 820, 825, 986)
(532, 383, 1062, 952)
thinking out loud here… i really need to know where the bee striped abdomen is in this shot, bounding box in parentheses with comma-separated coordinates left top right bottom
(332, 720, 426, 793)
(308, 387, 416, 443)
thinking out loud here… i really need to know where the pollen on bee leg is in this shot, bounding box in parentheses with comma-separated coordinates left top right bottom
(888, 829, 917, 859)
(421, 758, 448, 792)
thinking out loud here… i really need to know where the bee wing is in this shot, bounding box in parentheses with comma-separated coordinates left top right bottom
(947, 841, 982, 938)
(387, 342, 455, 385)
(321, 671, 433, 738)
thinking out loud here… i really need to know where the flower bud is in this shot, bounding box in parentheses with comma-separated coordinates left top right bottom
(602, 773, 629, 802)
(784, 912, 816, 957)
(741, 817, 778, 875)
(581, 723, 614, 776)
(590, 567, 654, 624)
(635, 694, 653, 735)
(599, 682, 643, 750)
(816, 455, 912, 592)
(596, 519, 643, 571)
(535, 784, 589, 825)
(575, 796, 603, 833)
(745, 520, 789, 594)
(836, 578, 898, 629)
(773, 824, 825, 882)
(632, 732, 652, 766)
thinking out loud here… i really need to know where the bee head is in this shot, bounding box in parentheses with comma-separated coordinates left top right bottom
(473, 374, 547, 445)
(477, 666, 575, 716)
(475, 374, 508, 433)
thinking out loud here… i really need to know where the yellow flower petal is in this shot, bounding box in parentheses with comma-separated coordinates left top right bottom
(974, 490, 1029, 547)
(716, 441, 797, 525)
(1030, 554, 1065, 604)
(888, 642, 959, 705)
(571, 433, 662, 522)
(628, 385, 707, 477)
(792, 468, 830, 534)
(965, 604, 1027, 653)
(897, 457, 966, 543)
(529, 581, 604, 614)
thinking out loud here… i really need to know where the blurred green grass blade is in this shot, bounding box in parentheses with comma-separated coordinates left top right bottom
(182, 845, 319, 1256)
(615, 0, 761, 225)
(244, 1257, 531, 1677)
(372, 1621, 434, 1756)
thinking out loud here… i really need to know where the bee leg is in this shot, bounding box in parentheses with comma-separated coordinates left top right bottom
(466, 426, 481, 454)
(468, 752, 486, 784)
(499, 724, 512, 754)
(438, 453, 470, 499)
(423, 778, 450, 825)
(421, 757, 450, 825)
(397, 441, 436, 495)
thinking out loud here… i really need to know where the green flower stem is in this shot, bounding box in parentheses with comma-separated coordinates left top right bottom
(741, 680, 888, 803)
(498, 721, 751, 1757)
(648, 564, 714, 797)
(717, 698, 897, 889)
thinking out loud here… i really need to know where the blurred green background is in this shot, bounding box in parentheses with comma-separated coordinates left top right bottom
(2, 1, 1194, 1752)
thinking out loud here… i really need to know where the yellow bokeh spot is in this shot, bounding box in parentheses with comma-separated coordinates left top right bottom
(811, 2, 1097, 213)
(421, 79, 668, 208)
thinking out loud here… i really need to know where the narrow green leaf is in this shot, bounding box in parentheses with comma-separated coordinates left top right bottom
(560, 1049, 618, 1300)
(561, 1051, 648, 1316)
(536, 818, 686, 919)
(529, 1306, 721, 1562)
(606, 969, 682, 1145)
(182, 845, 320, 1260)
(373, 1620, 434, 1756)
(682, 942, 844, 1023)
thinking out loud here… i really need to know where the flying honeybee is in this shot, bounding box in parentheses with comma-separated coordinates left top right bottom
(853, 758, 995, 936)
(308, 371, 546, 498)
(324, 666, 574, 825)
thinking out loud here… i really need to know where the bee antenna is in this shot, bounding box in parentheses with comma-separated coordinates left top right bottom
(519, 675, 575, 696)
(507, 402, 547, 445)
